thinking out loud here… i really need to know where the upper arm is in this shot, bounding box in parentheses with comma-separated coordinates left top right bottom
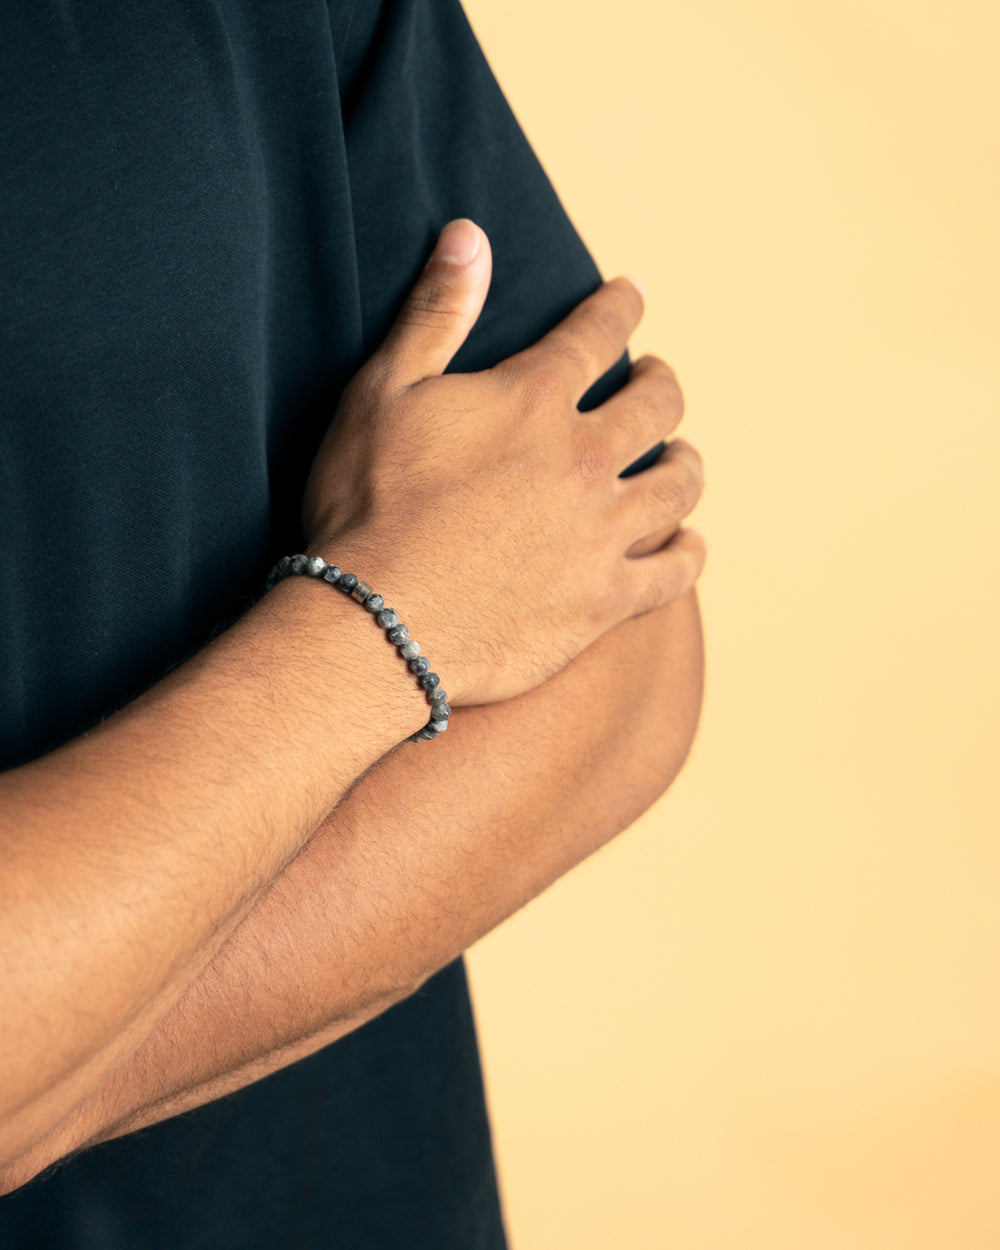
(337, 0, 630, 408)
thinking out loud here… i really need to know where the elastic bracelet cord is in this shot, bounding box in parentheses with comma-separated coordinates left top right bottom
(266, 554, 451, 743)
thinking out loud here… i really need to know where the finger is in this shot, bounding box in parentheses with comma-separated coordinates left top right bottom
(595, 354, 686, 475)
(504, 276, 644, 402)
(616, 437, 705, 545)
(371, 219, 493, 387)
(622, 526, 708, 618)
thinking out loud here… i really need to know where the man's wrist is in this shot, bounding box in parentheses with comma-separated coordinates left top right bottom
(258, 565, 433, 756)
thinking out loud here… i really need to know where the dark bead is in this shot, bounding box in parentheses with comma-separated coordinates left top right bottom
(289, 554, 309, 574)
(410, 657, 430, 676)
(277, 555, 293, 576)
(339, 572, 358, 592)
(419, 672, 440, 691)
(388, 624, 409, 645)
(364, 594, 385, 613)
(429, 687, 448, 705)
(431, 703, 451, 721)
(322, 566, 342, 584)
(307, 556, 327, 577)
(420, 726, 438, 740)
(377, 608, 398, 629)
(429, 718, 448, 733)
(400, 640, 420, 660)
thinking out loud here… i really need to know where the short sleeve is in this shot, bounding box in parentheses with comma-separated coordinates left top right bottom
(335, 0, 630, 409)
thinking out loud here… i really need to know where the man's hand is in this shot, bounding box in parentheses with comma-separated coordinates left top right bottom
(304, 218, 706, 704)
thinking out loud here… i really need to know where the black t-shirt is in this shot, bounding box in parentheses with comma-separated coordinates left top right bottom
(0, 3, 629, 1246)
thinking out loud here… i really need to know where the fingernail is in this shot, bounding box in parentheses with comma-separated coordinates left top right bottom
(626, 275, 646, 300)
(431, 218, 481, 265)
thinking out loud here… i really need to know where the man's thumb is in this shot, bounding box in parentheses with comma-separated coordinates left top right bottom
(375, 219, 492, 386)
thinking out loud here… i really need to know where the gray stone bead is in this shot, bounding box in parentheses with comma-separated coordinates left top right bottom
(377, 608, 398, 629)
(364, 594, 385, 613)
(429, 718, 448, 733)
(339, 572, 359, 592)
(399, 640, 420, 660)
(351, 579, 372, 603)
(429, 687, 448, 705)
(277, 555, 293, 576)
(290, 554, 309, 574)
(322, 565, 342, 584)
(419, 672, 440, 691)
(307, 556, 327, 577)
(410, 657, 430, 676)
(421, 725, 439, 739)
(388, 624, 410, 645)
(431, 703, 451, 721)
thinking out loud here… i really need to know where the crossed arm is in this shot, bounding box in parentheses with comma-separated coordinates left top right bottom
(2, 584, 703, 1193)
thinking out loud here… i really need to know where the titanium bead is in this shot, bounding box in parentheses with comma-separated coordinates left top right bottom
(351, 579, 372, 603)
(377, 608, 398, 629)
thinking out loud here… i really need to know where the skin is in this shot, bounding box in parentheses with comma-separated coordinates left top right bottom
(0, 220, 706, 1192)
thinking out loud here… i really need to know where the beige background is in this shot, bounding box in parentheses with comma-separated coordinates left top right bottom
(461, 2, 1000, 1247)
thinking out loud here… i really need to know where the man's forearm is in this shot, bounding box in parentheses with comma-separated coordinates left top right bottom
(0, 574, 436, 1166)
(10, 588, 703, 1188)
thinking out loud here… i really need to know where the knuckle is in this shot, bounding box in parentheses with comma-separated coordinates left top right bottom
(545, 336, 589, 377)
(627, 389, 662, 431)
(671, 438, 705, 487)
(630, 356, 685, 424)
(645, 356, 685, 418)
(663, 370, 686, 421)
(582, 300, 626, 355)
(401, 277, 463, 328)
(650, 468, 698, 517)
(635, 352, 673, 380)
(521, 362, 568, 414)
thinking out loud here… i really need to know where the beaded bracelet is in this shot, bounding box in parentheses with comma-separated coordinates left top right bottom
(266, 554, 451, 743)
